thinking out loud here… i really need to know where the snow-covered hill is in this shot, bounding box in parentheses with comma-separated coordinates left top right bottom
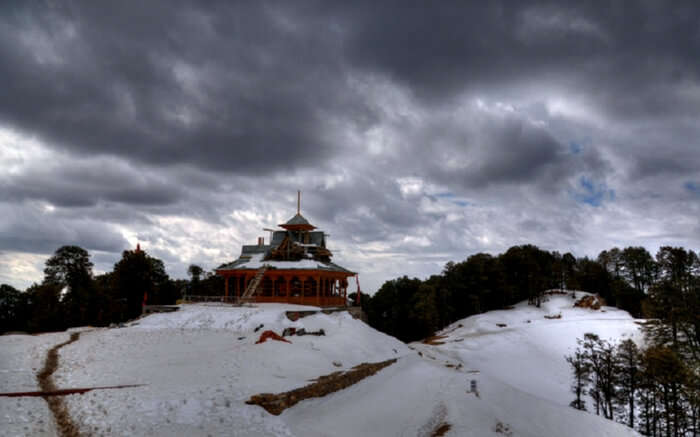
(1, 293, 642, 436)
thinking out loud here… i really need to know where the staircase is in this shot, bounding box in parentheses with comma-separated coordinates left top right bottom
(239, 266, 269, 303)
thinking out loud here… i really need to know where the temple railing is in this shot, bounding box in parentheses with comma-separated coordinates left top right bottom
(181, 295, 347, 307)
(182, 295, 240, 305)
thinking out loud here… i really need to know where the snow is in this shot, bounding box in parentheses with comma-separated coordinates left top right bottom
(237, 253, 325, 270)
(0, 293, 642, 436)
(0, 332, 66, 436)
(415, 293, 644, 408)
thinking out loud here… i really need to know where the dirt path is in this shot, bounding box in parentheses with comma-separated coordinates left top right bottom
(36, 332, 83, 437)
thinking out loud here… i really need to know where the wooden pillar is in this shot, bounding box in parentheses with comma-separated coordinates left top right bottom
(343, 278, 348, 305)
(286, 275, 291, 302)
(316, 275, 321, 306)
(225, 276, 229, 298)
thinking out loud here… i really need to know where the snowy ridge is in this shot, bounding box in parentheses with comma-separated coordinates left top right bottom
(0, 294, 641, 436)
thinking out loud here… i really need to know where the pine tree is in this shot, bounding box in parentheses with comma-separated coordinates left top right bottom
(582, 333, 617, 420)
(643, 346, 688, 437)
(566, 347, 590, 411)
(616, 339, 641, 429)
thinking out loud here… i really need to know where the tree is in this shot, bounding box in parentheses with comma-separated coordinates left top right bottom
(616, 339, 641, 428)
(562, 252, 579, 290)
(113, 248, 176, 320)
(566, 347, 591, 411)
(598, 248, 623, 279)
(43, 246, 96, 327)
(366, 276, 424, 342)
(620, 247, 656, 295)
(0, 284, 28, 333)
(43, 245, 93, 288)
(582, 333, 617, 419)
(646, 247, 700, 360)
(642, 346, 689, 437)
(24, 282, 65, 332)
(188, 264, 204, 282)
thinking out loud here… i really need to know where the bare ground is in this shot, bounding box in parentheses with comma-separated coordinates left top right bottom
(36, 332, 83, 437)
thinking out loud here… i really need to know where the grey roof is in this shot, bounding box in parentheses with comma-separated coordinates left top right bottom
(241, 245, 271, 255)
(322, 261, 355, 274)
(284, 213, 312, 226)
(216, 256, 355, 274)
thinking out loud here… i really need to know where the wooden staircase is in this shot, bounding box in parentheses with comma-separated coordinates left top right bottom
(239, 266, 269, 303)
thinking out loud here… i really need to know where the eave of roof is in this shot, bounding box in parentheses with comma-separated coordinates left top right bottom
(215, 253, 354, 275)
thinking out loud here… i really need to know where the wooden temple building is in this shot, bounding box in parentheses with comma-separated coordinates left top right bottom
(215, 194, 355, 307)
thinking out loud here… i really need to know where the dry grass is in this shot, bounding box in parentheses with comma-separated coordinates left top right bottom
(422, 335, 448, 345)
(247, 358, 397, 415)
(574, 295, 602, 310)
(432, 423, 452, 436)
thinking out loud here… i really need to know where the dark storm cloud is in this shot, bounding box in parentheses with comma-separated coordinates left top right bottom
(1, 1, 700, 291)
(1, 159, 183, 207)
(0, 1, 362, 175)
(0, 202, 128, 254)
(418, 113, 569, 190)
(303, 175, 432, 243)
(336, 2, 700, 108)
(1, 1, 698, 183)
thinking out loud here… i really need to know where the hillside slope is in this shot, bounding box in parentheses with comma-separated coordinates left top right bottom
(0, 294, 641, 436)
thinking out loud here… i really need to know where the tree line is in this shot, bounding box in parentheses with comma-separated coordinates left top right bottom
(354, 245, 695, 344)
(566, 246, 699, 436)
(0, 245, 223, 333)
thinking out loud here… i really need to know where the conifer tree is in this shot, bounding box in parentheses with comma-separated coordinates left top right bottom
(616, 339, 641, 428)
(582, 333, 617, 420)
(566, 347, 590, 411)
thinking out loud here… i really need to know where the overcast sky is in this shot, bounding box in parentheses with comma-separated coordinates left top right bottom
(1, 1, 699, 293)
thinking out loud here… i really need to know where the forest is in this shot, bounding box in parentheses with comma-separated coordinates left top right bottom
(0, 245, 222, 333)
(351, 244, 698, 437)
(355, 244, 671, 343)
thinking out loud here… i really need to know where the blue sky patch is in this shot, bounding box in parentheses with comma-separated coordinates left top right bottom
(435, 192, 456, 198)
(573, 176, 614, 207)
(435, 192, 469, 207)
(569, 141, 583, 155)
(568, 137, 591, 155)
(685, 181, 700, 195)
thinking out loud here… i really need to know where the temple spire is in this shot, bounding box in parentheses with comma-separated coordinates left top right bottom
(297, 190, 301, 214)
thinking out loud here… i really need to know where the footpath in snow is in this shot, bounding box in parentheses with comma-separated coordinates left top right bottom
(0, 293, 642, 436)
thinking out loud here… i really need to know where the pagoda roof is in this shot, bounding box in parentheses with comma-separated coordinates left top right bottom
(279, 213, 316, 230)
(286, 213, 311, 225)
(216, 253, 354, 274)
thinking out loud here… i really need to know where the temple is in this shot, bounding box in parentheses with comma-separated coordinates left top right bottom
(215, 193, 355, 307)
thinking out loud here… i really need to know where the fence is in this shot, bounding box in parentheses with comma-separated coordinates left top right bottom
(181, 295, 242, 305)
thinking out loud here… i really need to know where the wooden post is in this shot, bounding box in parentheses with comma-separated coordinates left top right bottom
(224, 276, 229, 298)
(316, 275, 321, 306)
(342, 280, 347, 305)
(286, 276, 291, 302)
